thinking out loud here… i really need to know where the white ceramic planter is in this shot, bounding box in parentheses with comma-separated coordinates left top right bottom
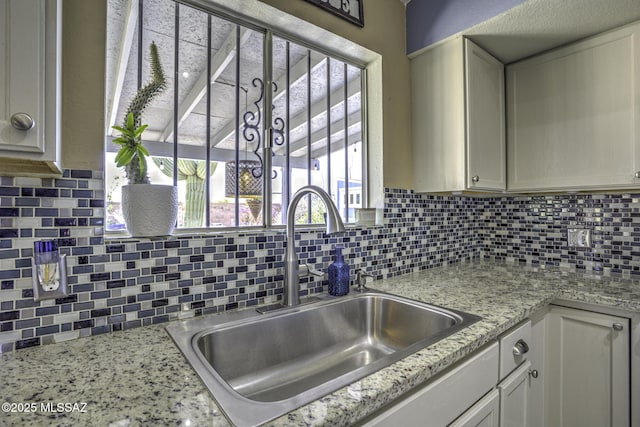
(122, 184, 178, 237)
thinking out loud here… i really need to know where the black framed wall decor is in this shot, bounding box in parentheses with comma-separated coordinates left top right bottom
(304, 0, 364, 27)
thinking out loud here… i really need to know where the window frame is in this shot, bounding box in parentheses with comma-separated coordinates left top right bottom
(105, 0, 372, 236)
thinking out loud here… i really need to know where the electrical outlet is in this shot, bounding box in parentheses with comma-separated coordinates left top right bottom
(567, 228, 592, 248)
(31, 254, 69, 301)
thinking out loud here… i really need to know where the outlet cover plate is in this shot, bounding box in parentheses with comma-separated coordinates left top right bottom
(31, 255, 68, 301)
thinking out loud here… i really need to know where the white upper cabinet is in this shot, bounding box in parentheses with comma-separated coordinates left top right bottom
(411, 37, 506, 193)
(465, 39, 506, 191)
(0, 0, 61, 176)
(507, 21, 640, 192)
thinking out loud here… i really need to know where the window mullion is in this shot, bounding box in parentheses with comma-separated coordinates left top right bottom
(233, 24, 241, 227)
(205, 14, 212, 227)
(326, 56, 331, 197)
(306, 50, 312, 223)
(361, 68, 368, 209)
(172, 4, 180, 186)
(262, 31, 273, 229)
(343, 63, 349, 221)
(137, 0, 144, 90)
(282, 41, 291, 219)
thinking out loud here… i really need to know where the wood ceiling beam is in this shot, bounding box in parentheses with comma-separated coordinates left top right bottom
(106, 0, 139, 135)
(209, 54, 327, 147)
(309, 130, 362, 160)
(105, 136, 308, 168)
(158, 27, 252, 143)
(283, 110, 362, 155)
(274, 76, 361, 152)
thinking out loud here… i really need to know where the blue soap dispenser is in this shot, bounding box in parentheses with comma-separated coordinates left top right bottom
(328, 246, 350, 296)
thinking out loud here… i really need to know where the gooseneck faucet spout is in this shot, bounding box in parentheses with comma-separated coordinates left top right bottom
(284, 185, 346, 306)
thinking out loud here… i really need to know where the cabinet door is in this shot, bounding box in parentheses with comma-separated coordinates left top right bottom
(411, 37, 466, 193)
(507, 21, 640, 191)
(526, 311, 546, 427)
(465, 39, 505, 191)
(0, 0, 61, 173)
(412, 37, 505, 193)
(545, 306, 630, 427)
(449, 389, 499, 427)
(499, 360, 532, 427)
(0, 0, 46, 152)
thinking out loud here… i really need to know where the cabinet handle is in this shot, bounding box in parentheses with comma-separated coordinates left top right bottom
(10, 112, 35, 131)
(636, 172, 640, 179)
(512, 339, 529, 356)
(613, 323, 624, 331)
(471, 175, 480, 183)
(529, 369, 539, 379)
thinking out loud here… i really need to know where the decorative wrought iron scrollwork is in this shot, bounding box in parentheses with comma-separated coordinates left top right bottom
(241, 77, 285, 180)
(243, 78, 264, 165)
(272, 82, 285, 148)
(273, 117, 285, 147)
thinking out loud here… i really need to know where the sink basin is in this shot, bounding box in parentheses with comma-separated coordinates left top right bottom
(166, 291, 480, 426)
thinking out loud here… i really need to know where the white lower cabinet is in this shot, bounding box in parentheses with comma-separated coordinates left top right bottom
(526, 311, 546, 427)
(449, 318, 543, 427)
(498, 360, 533, 427)
(496, 319, 544, 427)
(362, 304, 632, 427)
(449, 389, 500, 427)
(450, 361, 537, 427)
(545, 305, 630, 427)
(362, 343, 499, 426)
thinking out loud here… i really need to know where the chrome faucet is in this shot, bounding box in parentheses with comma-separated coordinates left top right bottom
(284, 185, 346, 306)
(354, 269, 373, 292)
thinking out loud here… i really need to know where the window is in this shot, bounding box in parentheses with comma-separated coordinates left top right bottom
(105, 0, 366, 231)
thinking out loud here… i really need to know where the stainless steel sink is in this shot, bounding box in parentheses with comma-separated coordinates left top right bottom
(166, 291, 480, 426)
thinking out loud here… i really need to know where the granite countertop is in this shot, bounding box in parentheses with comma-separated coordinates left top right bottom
(2, 262, 640, 427)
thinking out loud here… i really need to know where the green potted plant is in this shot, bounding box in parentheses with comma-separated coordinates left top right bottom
(112, 41, 178, 237)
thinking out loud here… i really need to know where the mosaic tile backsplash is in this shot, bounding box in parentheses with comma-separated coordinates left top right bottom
(1, 170, 639, 352)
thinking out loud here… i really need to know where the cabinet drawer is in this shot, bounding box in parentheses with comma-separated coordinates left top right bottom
(363, 342, 499, 426)
(499, 320, 531, 380)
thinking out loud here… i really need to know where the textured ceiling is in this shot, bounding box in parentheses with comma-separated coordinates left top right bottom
(462, 0, 640, 63)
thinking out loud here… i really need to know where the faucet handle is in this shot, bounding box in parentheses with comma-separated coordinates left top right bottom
(354, 269, 373, 292)
(299, 263, 325, 278)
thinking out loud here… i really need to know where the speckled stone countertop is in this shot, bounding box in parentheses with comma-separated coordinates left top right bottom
(2, 262, 640, 427)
